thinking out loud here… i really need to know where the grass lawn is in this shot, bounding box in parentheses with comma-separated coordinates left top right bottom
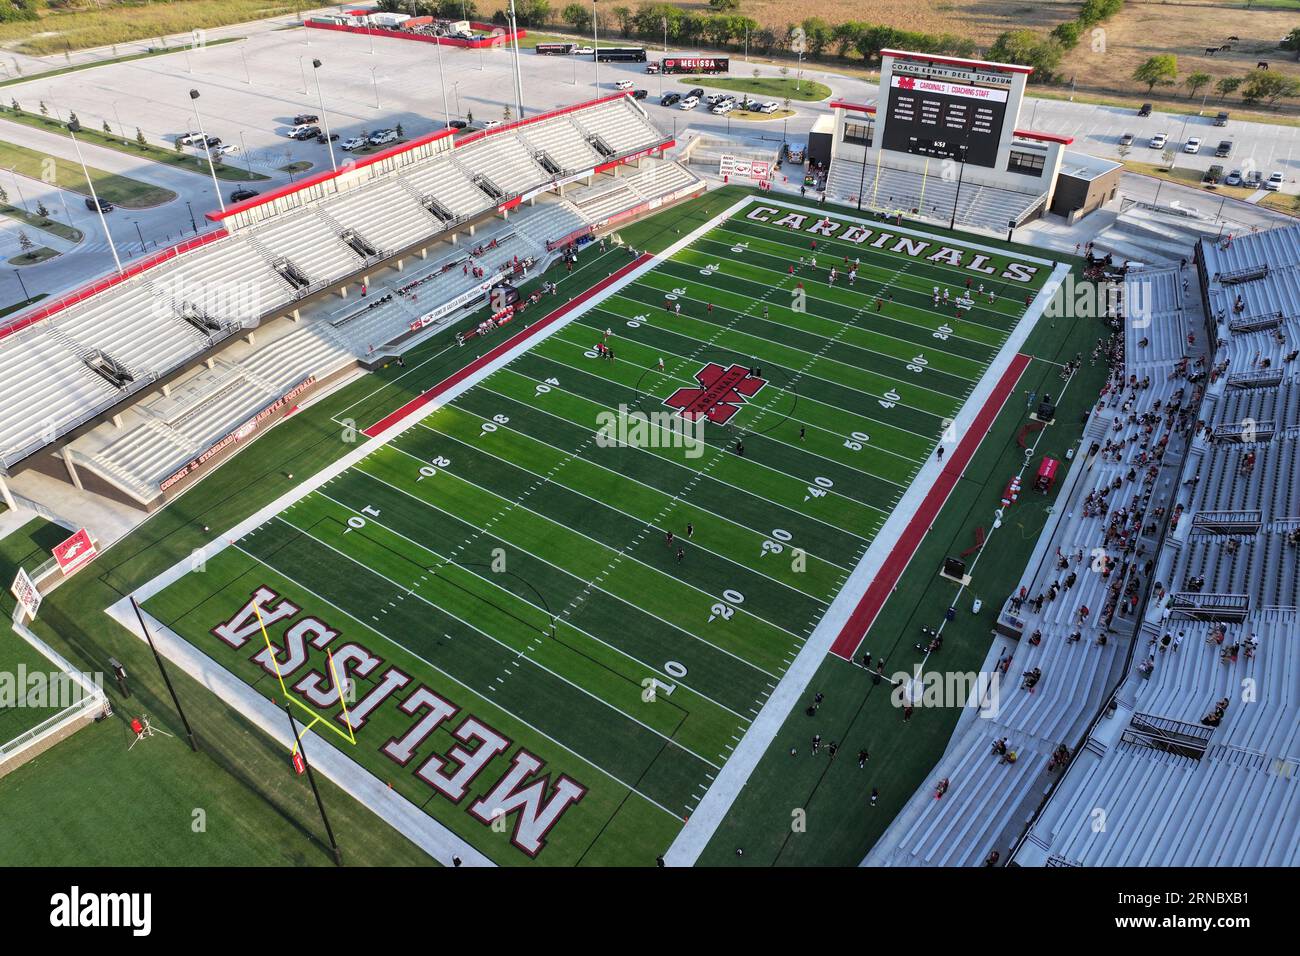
(279, 161, 313, 174)
(677, 76, 831, 102)
(0, 292, 46, 318)
(0, 139, 176, 208)
(8, 245, 59, 265)
(0, 106, 267, 183)
(0, 202, 83, 243)
(0, 2, 293, 56)
(730, 108, 795, 122)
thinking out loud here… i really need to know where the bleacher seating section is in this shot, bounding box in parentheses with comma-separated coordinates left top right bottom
(825, 158, 1046, 235)
(1011, 224, 1300, 867)
(0, 95, 685, 475)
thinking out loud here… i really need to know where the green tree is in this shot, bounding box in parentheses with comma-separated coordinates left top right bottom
(1133, 54, 1177, 94)
(1281, 26, 1300, 59)
(1215, 76, 1242, 101)
(102, 119, 113, 136)
(36, 201, 48, 219)
(1051, 21, 1081, 48)
(9, 98, 17, 112)
(1242, 70, 1300, 107)
(17, 230, 34, 256)
(561, 2, 590, 32)
(0, 184, 7, 205)
(1184, 71, 1212, 99)
(466, 109, 473, 125)
(611, 4, 632, 34)
(395, 122, 404, 137)
(831, 22, 863, 59)
(136, 127, 147, 147)
(987, 30, 1063, 82)
(801, 17, 833, 58)
(708, 0, 739, 10)
(173, 135, 184, 152)
(38, 100, 47, 117)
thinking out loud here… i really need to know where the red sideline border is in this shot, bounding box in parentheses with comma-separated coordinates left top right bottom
(363, 252, 653, 437)
(829, 351, 1033, 660)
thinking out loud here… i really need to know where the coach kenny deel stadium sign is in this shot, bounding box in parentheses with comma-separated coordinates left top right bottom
(892, 60, 1014, 88)
(743, 207, 1043, 284)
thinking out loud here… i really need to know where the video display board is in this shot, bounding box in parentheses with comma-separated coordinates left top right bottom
(880, 74, 1008, 167)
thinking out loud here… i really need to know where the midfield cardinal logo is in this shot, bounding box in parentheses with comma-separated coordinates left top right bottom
(664, 363, 767, 424)
(897, 75, 916, 90)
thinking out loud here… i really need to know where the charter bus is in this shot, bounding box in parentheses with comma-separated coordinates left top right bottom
(535, 42, 577, 55)
(595, 46, 647, 62)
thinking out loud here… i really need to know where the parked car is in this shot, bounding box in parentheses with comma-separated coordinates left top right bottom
(758, 100, 779, 114)
(1203, 165, 1224, 185)
(176, 131, 205, 146)
(1214, 141, 1232, 158)
(1138, 102, 1152, 116)
(615, 79, 635, 90)
(1266, 171, 1285, 190)
(482, 119, 501, 130)
(317, 132, 339, 144)
(661, 92, 682, 106)
(213, 143, 240, 157)
(341, 136, 368, 151)
(288, 124, 319, 139)
(367, 128, 398, 145)
(574, 46, 594, 55)
(1149, 132, 1168, 149)
(1214, 112, 1230, 127)
(230, 188, 259, 202)
(1119, 132, 1135, 147)
(711, 100, 734, 115)
(1245, 170, 1264, 188)
(292, 113, 319, 125)
(631, 89, 648, 100)
(448, 119, 468, 129)
(704, 93, 726, 106)
(1183, 137, 1202, 154)
(645, 62, 660, 74)
(84, 196, 113, 212)
(679, 96, 699, 111)
(688, 87, 705, 100)
(203, 135, 221, 148)
(1224, 170, 1243, 186)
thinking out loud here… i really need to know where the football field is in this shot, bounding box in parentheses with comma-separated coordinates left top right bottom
(131, 196, 1058, 865)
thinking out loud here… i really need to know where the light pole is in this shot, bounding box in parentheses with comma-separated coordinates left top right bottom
(132, 219, 146, 253)
(185, 200, 197, 234)
(949, 144, 968, 230)
(298, 55, 309, 96)
(311, 60, 337, 171)
(14, 268, 30, 301)
(111, 100, 127, 144)
(507, 0, 524, 117)
(239, 130, 254, 176)
(8, 166, 30, 213)
(188, 89, 226, 213)
(66, 121, 122, 273)
(592, 0, 601, 92)
(432, 30, 451, 128)
(240, 47, 251, 84)
(370, 66, 381, 110)
(452, 80, 461, 119)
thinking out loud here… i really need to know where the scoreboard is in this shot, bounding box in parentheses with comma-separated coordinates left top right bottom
(879, 74, 1009, 168)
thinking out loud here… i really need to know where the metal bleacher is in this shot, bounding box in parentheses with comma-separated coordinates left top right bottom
(824, 157, 1046, 234)
(1012, 224, 1300, 867)
(0, 94, 680, 480)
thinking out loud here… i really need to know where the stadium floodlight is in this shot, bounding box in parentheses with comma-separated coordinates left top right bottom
(311, 59, 338, 172)
(188, 89, 226, 212)
(432, 27, 450, 128)
(65, 121, 123, 273)
(592, 0, 601, 92)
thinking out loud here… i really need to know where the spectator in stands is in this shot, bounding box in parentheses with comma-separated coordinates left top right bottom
(1201, 698, 1229, 727)
(1021, 667, 1042, 690)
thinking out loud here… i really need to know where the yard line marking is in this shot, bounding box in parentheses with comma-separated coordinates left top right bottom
(388, 434, 815, 650)
(308, 485, 764, 719)
(264, 517, 724, 772)
(227, 544, 688, 822)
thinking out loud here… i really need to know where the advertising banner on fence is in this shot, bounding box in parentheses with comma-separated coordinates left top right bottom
(718, 154, 773, 181)
(10, 567, 40, 620)
(52, 528, 97, 577)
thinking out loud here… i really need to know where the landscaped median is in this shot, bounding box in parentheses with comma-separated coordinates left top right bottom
(0, 104, 268, 183)
(677, 76, 832, 102)
(0, 139, 176, 209)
